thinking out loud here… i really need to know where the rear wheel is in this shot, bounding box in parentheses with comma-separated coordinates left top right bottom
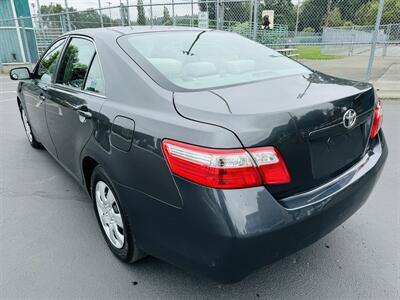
(19, 105, 42, 149)
(91, 166, 145, 263)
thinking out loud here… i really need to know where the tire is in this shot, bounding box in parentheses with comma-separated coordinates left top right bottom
(91, 166, 145, 263)
(18, 104, 43, 149)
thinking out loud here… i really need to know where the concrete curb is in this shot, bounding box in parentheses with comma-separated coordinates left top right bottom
(373, 64, 400, 100)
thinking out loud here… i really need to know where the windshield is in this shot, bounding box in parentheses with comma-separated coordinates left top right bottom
(119, 31, 310, 90)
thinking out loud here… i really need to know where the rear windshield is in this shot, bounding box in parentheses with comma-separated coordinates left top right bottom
(119, 31, 310, 90)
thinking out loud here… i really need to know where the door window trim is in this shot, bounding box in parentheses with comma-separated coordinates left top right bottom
(33, 37, 67, 83)
(52, 34, 107, 97)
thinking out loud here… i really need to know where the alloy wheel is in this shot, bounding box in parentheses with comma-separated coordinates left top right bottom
(21, 108, 33, 143)
(95, 181, 125, 249)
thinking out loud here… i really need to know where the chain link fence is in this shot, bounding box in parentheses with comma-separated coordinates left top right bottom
(0, 0, 399, 82)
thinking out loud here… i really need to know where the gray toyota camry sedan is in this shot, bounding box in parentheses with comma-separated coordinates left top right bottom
(10, 27, 387, 283)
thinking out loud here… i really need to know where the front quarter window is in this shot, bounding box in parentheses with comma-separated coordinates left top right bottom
(36, 38, 66, 83)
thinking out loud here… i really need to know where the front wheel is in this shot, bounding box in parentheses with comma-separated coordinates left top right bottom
(19, 105, 42, 149)
(91, 166, 145, 263)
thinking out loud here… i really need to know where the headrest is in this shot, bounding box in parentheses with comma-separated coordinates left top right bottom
(148, 58, 182, 77)
(183, 62, 217, 78)
(225, 59, 256, 74)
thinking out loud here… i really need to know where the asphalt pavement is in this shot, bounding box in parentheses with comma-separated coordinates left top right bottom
(0, 76, 399, 299)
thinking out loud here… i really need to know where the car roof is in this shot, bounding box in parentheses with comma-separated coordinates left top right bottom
(66, 26, 209, 40)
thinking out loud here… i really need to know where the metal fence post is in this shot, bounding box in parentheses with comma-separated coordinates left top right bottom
(60, 14, 66, 33)
(98, 0, 104, 27)
(366, 0, 385, 81)
(20, 19, 32, 64)
(295, 0, 300, 37)
(252, 0, 258, 40)
(191, 0, 194, 27)
(216, 0, 220, 29)
(382, 24, 391, 57)
(349, 26, 355, 56)
(11, 4, 27, 62)
(126, 0, 130, 25)
(172, 0, 176, 26)
(249, 0, 253, 37)
(220, 0, 224, 30)
(64, 0, 72, 31)
(120, 3, 125, 26)
(36, 0, 43, 31)
(150, 0, 154, 26)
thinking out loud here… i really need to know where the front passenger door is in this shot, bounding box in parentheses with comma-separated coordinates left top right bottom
(46, 37, 106, 180)
(23, 38, 66, 156)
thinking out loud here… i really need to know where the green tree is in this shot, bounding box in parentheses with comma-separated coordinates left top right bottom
(302, 26, 315, 32)
(137, 0, 146, 25)
(354, 0, 400, 25)
(334, 0, 369, 21)
(40, 4, 64, 14)
(231, 21, 251, 36)
(224, 2, 251, 23)
(298, 0, 383, 31)
(298, 0, 329, 32)
(323, 7, 344, 27)
(343, 21, 354, 27)
(70, 9, 104, 29)
(162, 6, 173, 25)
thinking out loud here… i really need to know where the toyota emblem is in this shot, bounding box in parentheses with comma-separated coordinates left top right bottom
(343, 109, 357, 129)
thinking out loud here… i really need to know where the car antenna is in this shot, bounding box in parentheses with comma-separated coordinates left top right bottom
(182, 31, 206, 56)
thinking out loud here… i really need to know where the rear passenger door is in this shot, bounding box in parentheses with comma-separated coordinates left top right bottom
(46, 36, 106, 180)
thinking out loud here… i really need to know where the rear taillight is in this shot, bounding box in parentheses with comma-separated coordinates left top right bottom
(247, 147, 291, 184)
(370, 98, 383, 139)
(162, 139, 291, 189)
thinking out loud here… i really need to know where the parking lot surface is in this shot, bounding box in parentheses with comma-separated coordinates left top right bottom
(0, 76, 399, 299)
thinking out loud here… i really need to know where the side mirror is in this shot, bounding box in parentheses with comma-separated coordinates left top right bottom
(9, 67, 32, 81)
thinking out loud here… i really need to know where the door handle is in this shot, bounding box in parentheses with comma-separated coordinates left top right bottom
(75, 105, 92, 120)
(77, 109, 92, 119)
(66, 103, 92, 120)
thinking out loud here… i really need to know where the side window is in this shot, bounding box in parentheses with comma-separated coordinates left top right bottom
(84, 54, 105, 95)
(37, 39, 66, 83)
(56, 38, 96, 89)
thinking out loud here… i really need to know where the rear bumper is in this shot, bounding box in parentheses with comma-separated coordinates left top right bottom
(115, 131, 387, 283)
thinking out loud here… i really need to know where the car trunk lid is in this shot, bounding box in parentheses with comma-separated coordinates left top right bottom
(174, 72, 375, 198)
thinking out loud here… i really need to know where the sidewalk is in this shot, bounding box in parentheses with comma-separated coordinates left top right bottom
(373, 64, 400, 99)
(300, 49, 400, 100)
